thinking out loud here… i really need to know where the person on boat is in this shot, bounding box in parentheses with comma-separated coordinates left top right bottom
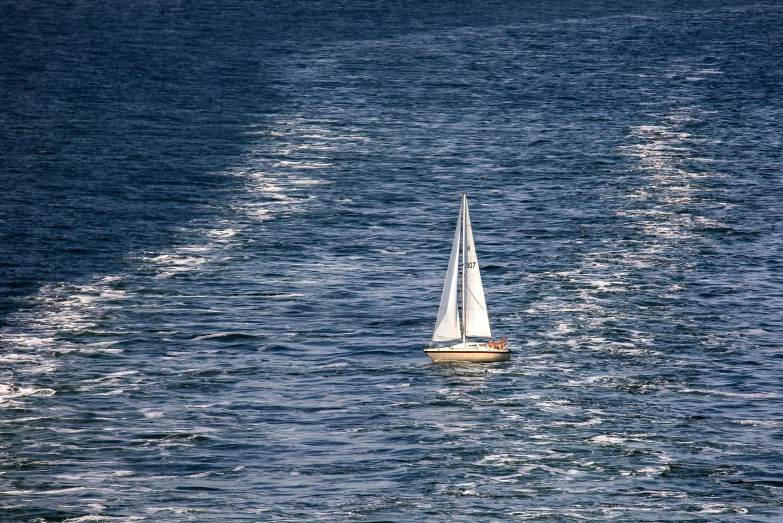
(501, 335, 507, 348)
(489, 340, 495, 349)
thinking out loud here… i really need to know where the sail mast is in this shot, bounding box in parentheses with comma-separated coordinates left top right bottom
(461, 193, 467, 344)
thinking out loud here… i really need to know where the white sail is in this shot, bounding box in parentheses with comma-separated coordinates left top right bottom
(432, 201, 462, 342)
(462, 197, 492, 338)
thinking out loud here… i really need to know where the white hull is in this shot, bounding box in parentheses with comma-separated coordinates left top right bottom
(424, 342, 510, 363)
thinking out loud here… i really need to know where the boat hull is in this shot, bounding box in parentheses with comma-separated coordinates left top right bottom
(424, 342, 510, 363)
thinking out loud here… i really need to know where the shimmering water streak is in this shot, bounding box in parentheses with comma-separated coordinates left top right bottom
(2, 3, 783, 522)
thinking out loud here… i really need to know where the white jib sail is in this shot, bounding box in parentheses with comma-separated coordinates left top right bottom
(432, 200, 462, 342)
(462, 197, 492, 338)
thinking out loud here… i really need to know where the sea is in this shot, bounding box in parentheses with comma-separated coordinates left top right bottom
(1, 1, 782, 521)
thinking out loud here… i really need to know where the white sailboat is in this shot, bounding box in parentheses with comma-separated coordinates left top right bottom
(424, 194, 510, 363)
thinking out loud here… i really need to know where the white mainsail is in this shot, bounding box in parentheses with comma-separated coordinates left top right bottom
(462, 196, 492, 338)
(432, 201, 462, 342)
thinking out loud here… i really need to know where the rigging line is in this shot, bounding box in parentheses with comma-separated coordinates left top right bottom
(464, 278, 487, 310)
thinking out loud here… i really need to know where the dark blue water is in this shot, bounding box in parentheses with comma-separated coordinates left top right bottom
(2, 1, 783, 521)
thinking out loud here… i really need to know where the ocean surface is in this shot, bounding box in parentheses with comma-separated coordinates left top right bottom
(2, 1, 783, 521)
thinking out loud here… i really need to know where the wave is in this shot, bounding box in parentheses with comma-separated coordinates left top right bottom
(191, 332, 266, 342)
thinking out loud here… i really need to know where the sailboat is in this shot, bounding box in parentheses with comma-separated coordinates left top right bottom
(424, 194, 510, 363)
